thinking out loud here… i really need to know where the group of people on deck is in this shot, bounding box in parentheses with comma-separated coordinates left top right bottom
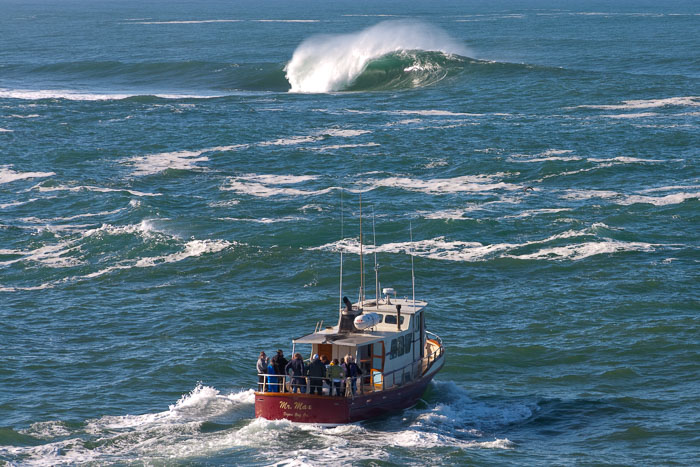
(257, 350, 362, 396)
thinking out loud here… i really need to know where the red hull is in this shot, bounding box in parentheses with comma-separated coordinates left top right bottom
(255, 361, 443, 424)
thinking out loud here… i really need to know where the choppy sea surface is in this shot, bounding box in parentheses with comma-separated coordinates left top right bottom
(1, 0, 699, 465)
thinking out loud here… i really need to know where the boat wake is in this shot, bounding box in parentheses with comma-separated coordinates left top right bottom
(0, 381, 531, 465)
(285, 21, 471, 93)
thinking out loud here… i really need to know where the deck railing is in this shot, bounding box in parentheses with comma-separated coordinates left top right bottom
(257, 331, 445, 398)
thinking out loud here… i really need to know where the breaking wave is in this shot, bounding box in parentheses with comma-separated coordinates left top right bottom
(285, 21, 470, 93)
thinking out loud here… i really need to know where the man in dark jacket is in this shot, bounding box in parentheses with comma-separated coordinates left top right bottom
(271, 349, 288, 376)
(307, 354, 326, 395)
(285, 353, 307, 393)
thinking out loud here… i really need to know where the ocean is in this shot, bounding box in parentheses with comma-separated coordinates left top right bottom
(1, 0, 698, 465)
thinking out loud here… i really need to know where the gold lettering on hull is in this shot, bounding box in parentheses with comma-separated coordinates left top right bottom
(279, 401, 313, 411)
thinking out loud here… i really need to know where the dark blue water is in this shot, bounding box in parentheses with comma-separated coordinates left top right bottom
(1, 0, 698, 465)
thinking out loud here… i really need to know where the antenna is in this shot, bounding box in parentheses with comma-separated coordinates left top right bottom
(410, 221, 415, 309)
(338, 189, 344, 314)
(372, 206, 379, 304)
(359, 192, 364, 307)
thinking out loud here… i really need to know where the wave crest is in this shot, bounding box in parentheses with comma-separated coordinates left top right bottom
(285, 21, 469, 93)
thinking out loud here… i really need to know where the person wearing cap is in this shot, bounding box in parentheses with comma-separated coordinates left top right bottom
(307, 354, 326, 395)
(326, 358, 346, 397)
(256, 351, 267, 392)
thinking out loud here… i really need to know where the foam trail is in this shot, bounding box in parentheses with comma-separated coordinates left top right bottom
(285, 20, 467, 93)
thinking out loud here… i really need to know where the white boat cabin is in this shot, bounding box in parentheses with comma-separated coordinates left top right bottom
(292, 288, 430, 387)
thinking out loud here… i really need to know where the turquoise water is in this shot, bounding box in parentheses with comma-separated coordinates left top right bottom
(1, 0, 698, 464)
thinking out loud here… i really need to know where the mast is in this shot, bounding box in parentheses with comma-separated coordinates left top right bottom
(410, 221, 415, 309)
(338, 189, 344, 314)
(359, 192, 364, 307)
(372, 206, 379, 304)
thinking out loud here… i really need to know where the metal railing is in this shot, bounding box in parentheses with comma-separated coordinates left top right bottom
(257, 332, 444, 398)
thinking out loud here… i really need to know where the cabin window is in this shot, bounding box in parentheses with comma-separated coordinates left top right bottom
(372, 341, 385, 371)
(384, 315, 404, 325)
(405, 333, 412, 354)
(389, 339, 398, 359)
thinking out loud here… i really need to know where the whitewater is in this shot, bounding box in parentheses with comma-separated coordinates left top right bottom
(1, 0, 698, 465)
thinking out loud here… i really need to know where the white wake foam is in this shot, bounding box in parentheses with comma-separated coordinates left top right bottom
(2, 381, 531, 465)
(285, 21, 467, 92)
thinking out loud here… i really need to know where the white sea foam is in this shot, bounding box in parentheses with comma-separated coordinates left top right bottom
(26, 208, 126, 222)
(254, 19, 320, 23)
(7, 113, 40, 118)
(393, 109, 481, 117)
(221, 173, 334, 198)
(561, 189, 620, 200)
(312, 225, 656, 262)
(619, 192, 700, 206)
(561, 188, 699, 206)
(504, 208, 571, 219)
(312, 142, 379, 151)
(0, 240, 83, 268)
(320, 129, 371, 137)
(0, 89, 223, 101)
(285, 21, 467, 93)
(601, 112, 658, 119)
(132, 19, 243, 24)
(0, 128, 13, 132)
(512, 241, 655, 261)
(640, 185, 700, 193)
(124, 144, 245, 176)
(0, 165, 54, 184)
(32, 184, 160, 197)
(367, 174, 521, 194)
(0, 198, 38, 209)
(258, 135, 320, 146)
(574, 96, 700, 110)
(219, 216, 303, 224)
(125, 150, 210, 176)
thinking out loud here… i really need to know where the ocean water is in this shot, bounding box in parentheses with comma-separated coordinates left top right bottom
(1, 0, 699, 464)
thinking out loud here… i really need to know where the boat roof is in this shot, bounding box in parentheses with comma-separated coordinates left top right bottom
(292, 297, 427, 347)
(293, 330, 409, 346)
(359, 298, 427, 314)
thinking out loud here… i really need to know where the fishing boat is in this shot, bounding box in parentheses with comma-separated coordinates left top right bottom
(254, 211, 445, 424)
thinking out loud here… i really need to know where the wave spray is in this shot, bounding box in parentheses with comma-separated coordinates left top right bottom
(285, 21, 469, 93)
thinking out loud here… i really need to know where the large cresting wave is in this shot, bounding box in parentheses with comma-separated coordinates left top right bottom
(285, 21, 470, 93)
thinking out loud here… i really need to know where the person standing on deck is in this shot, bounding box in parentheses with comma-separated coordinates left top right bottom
(342, 355, 362, 395)
(285, 353, 307, 393)
(256, 352, 267, 392)
(266, 358, 280, 392)
(271, 349, 288, 377)
(327, 358, 346, 397)
(307, 354, 326, 395)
